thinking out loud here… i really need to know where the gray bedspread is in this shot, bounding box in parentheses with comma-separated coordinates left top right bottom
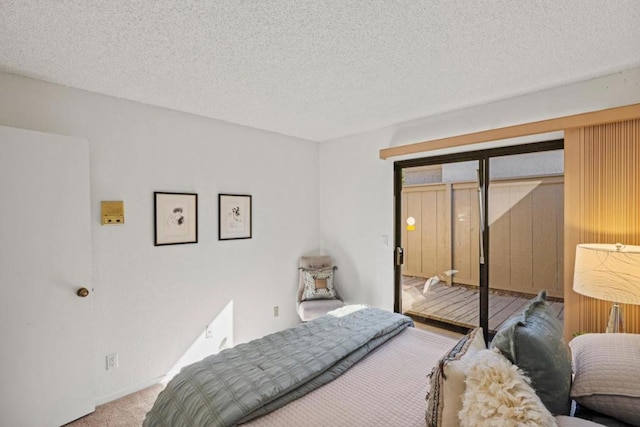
(143, 305, 413, 427)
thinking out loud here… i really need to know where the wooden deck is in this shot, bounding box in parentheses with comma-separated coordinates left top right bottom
(402, 276, 564, 334)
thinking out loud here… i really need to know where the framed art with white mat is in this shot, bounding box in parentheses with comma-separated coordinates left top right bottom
(154, 192, 198, 246)
(218, 193, 252, 240)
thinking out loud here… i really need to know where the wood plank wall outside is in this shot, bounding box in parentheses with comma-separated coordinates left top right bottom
(452, 182, 480, 288)
(490, 176, 564, 297)
(402, 183, 453, 285)
(402, 175, 564, 298)
(564, 119, 640, 338)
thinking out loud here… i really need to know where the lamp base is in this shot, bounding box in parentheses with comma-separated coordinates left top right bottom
(606, 303, 624, 333)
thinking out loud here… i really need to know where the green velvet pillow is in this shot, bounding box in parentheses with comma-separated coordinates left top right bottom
(489, 290, 572, 415)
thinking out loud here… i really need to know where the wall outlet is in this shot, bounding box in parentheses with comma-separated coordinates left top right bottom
(273, 306, 279, 317)
(106, 353, 118, 370)
(205, 324, 214, 339)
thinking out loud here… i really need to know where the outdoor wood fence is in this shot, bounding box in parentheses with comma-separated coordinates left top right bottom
(401, 175, 564, 298)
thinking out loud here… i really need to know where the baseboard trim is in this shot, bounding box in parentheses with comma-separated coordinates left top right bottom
(94, 375, 166, 406)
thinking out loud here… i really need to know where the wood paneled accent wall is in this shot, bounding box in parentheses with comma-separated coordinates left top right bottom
(564, 119, 640, 338)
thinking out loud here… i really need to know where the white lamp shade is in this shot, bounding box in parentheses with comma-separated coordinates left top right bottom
(573, 243, 640, 305)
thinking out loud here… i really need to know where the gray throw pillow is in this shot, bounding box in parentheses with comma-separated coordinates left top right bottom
(490, 290, 572, 415)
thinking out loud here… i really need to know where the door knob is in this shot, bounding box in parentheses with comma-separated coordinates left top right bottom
(76, 287, 90, 297)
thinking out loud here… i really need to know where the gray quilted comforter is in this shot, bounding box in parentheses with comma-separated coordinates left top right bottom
(143, 305, 413, 427)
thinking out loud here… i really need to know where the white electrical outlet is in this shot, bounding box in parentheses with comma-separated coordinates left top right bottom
(205, 324, 213, 339)
(106, 353, 118, 370)
(273, 306, 279, 317)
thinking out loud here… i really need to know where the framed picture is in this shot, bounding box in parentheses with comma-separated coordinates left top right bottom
(219, 194, 252, 240)
(154, 192, 198, 246)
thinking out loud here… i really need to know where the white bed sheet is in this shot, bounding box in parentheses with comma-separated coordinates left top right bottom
(244, 326, 459, 427)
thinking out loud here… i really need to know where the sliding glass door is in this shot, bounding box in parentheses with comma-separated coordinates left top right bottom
(397, 160, 481, 328)
(394, 141, 564, 339)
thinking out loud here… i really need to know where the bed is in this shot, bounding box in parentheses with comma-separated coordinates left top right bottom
(143, 305, 458, 426)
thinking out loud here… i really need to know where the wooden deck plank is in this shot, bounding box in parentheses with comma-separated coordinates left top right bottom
(489, 297, 531, 331)
(547, 301, 564, 321)
(410, 285, 466, 311)
(448, 295, 480, 322)
(457, 293, 513, 325)
(454, 305, 479, 325)
(421, 290, 477, 321)
(402, 276, 425, 290)
(546, 301, 563, 317)
(402, 276, 563, 334)
(412, 288, 470, 313)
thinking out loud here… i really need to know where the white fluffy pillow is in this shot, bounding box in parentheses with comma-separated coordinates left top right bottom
(459, 348, 557, 427)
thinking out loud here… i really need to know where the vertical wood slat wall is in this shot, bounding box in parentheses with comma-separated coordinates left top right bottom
(564, 119, 640, 339)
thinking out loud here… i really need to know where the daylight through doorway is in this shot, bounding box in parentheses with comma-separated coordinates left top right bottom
(394, 141, 564, 340)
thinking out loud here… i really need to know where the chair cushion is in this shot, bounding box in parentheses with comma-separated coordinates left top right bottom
(297, 298, 345, 322)
(490, 290, 572, 415)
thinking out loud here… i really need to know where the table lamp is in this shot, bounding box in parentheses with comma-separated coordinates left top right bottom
(573, 243, 640, 333)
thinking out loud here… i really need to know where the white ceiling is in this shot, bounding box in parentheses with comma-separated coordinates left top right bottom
(1, 1, 639, 142)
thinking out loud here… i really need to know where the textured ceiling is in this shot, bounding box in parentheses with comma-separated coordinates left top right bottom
(1, 1, 639, 142)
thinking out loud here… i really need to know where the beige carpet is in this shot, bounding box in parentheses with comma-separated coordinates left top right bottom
(63, 384, 164, 427)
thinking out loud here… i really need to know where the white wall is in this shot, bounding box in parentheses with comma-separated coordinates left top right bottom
(0, 72, 319, 403)
(387, 67, 640, 152)
(319, 67, 640, 308)
(319, 128, 396, 310)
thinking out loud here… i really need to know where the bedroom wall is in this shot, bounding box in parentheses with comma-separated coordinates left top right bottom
(319, 66, 640, 311)
(0, 72, 320, 403)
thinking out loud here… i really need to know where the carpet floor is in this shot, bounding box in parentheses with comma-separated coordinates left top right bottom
(63, 384, 164, 427)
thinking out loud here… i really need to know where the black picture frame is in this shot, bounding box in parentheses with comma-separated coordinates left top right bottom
(154, 192, 198, 246)
(218, 194, 252, 240)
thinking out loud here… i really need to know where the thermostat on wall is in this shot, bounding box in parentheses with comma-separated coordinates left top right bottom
(101, 201, 124, 225)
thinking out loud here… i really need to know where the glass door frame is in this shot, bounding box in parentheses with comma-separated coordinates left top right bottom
(393, 140, 564, 343)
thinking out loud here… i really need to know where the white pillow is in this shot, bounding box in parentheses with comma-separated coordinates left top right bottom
(426, 327, 485, 427)
(569, 333, 640, 426)
(459, 348, 557, 427)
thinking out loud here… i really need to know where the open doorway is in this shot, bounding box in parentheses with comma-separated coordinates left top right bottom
(394, 141, 564, 338)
